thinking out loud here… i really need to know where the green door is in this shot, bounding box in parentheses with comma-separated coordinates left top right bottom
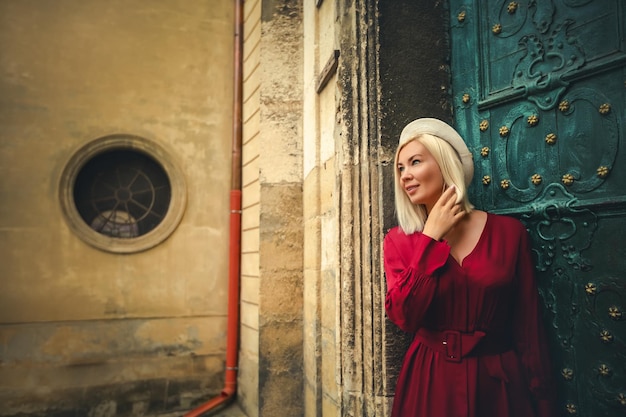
(448, 1, 625, 415)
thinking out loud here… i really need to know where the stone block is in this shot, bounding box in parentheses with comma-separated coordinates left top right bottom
(240, 299, 259, 330)
(239, 323, 260, 359)
(240, 252, 260, 278)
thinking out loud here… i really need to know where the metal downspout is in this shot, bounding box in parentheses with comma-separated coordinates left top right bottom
(183, 0, 243, 415)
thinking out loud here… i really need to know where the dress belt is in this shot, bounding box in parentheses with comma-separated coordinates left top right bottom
(415, 328, 512, 363)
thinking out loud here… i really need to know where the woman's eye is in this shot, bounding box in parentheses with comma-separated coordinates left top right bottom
(398, 166, 404, 172)
(412, 159, 420, 165)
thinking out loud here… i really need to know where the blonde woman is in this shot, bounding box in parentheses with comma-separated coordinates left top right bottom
(384, 118, 557, 417)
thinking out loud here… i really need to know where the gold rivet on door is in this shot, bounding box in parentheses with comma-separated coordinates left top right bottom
(561, 368, 574, 380)
(499, 125, 510, 137)
(492, 23, 502, 34)
(599, 103, 611, 114)
(599, 329, 613, 343)
(618, 393, 626, 406)
(562, 173, 574, 186)
(545, 133, 557, 145)
(585, 282, 597, 295)
(527, 114, 539, 126)
(507, 2, 518, 13)
(500, 179, 510, 190)
(559, 100, 570, 112)
(458, 11, 466, 22)
(531, 174, 542, 185)
(598, 364, 611, 377)
(479, 120, 489, 131)
(482, 175, 491, 185)
(608, 306, 622, 320)
(596, 166, 609, 178)
(565, 403, 577, 414)
(480, 147, 490, 157)
(462, 93, 470, 103)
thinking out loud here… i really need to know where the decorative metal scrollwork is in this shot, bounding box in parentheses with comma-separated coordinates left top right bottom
(528, 184, 598, 272)
(513, 20, 585, 111)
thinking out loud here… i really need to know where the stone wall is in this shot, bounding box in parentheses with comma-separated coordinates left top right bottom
(301, 0, 452, 415)
(239, 1, 304, 416)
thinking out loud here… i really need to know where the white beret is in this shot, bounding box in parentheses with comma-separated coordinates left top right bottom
(399, 118, 474, 186)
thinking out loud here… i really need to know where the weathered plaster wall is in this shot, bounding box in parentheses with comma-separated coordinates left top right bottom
(0, 1, 234, 415)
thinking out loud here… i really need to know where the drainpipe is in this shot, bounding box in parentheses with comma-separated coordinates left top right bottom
(183, 0, 243, 415)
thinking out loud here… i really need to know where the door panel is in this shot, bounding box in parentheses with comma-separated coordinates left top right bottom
(449, 1, 626, 415)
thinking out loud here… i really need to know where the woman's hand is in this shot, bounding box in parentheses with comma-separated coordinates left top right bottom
(422, 186, 466, 241)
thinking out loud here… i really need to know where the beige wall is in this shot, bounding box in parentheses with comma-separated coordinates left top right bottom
(1, 0, 402, 416)
(0, 1, 234, 415)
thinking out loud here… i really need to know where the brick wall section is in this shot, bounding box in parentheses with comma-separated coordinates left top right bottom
(239, 0, 262, 415)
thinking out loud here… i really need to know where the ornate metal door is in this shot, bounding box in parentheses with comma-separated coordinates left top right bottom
(448, 1, 625, 415)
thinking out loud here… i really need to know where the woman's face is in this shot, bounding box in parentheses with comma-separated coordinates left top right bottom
(397, 139, 445, 212)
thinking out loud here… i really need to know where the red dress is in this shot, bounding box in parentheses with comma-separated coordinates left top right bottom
(384, 213, 557, 417)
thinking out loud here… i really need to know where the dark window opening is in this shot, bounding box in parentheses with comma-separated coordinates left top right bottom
(73, 150, 171, 238)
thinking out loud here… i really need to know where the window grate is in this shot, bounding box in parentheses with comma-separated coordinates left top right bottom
(73, 150, 171, 238)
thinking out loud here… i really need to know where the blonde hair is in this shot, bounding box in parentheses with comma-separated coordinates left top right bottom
(393, 133, 473, 234)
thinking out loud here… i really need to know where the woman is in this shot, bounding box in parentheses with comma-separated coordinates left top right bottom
(384, 118, 557, 417)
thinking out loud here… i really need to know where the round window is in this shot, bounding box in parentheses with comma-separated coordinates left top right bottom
(60, 135, 187, 253)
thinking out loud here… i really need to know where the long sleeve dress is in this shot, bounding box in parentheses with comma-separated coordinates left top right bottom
(384, 213, 557, 417)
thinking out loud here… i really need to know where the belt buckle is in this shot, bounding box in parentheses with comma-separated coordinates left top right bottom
(442, 330, 462, 363)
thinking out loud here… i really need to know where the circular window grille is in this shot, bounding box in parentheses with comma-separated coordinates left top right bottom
(60, 134, 186, 253)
